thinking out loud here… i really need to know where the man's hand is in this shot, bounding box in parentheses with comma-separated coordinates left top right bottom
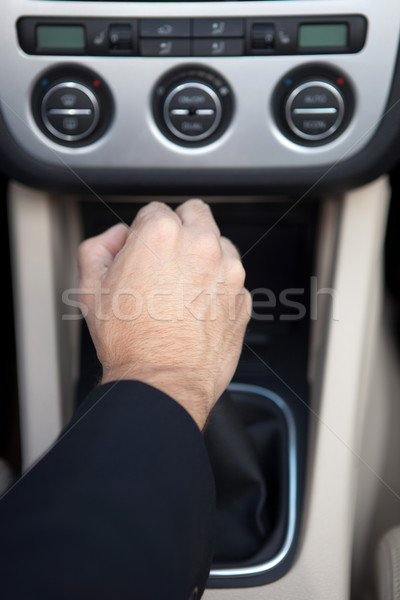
(78, 199, 251, 430)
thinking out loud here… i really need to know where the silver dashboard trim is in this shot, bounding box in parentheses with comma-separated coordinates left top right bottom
(1, 0, 400, 170)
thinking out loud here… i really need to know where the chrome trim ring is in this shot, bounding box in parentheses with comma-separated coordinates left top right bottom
(163, 81, 222, 142)
(285, 80, 345, 142)
(41, 81, 100, 143)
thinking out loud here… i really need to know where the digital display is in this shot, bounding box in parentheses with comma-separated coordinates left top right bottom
(298, 24, 348, 49)
(36, 25, 86, 50)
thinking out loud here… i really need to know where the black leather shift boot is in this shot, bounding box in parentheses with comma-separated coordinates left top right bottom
(204, 387, 289, 566)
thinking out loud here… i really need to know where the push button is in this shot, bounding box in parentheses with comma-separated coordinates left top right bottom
(46, 112, 95, 136)
(44, 87, 94, 111)
(153, 65, 233, 147)
(169, 113, 215, 136)
(285, 81, 345, 141)
(291, 112, 338, 136)
(139, 38, 190, 56)
(41, 82, 100, 142)
(192, 38, 244, 56)
(291, 85, 341, 111)
(163, 82, 222, 142)
(169, 86, 216, 111)
(139, 19, 190, 38)
(193, 18, 244, 38)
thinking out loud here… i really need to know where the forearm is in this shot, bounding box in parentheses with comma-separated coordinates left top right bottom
(0, 382, 215, 599)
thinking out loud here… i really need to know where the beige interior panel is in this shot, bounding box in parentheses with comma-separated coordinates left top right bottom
(205, 177, 390, 599)
(8, 183, 81, 470)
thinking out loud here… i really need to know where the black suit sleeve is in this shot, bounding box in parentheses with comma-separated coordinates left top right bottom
(0, 381, 216, 600)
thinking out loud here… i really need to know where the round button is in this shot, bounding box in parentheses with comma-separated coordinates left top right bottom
(163, 83, 222, 142)
(285, 81, 345, 142)
(41, 82, 100, 142)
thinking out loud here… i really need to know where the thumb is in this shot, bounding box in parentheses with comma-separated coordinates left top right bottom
(78, 222, 130, 283)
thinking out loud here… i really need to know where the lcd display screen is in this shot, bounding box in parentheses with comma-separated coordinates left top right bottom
(298, 24, 348, 49)
(36, 25, 86, 50)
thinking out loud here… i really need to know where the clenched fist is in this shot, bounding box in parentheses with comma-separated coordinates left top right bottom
(78, 199, 251, 429)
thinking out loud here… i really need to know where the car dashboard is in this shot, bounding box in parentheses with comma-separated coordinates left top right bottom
(1, 1, 400, 599)
(1, 0, 400, 193)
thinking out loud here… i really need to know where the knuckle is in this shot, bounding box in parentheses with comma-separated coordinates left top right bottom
(154, 214, 180, 236)
(135, 201, 167, 224)
(185, 199, 215, 222)
(139, 213, 180, 247)
(135, 203, 180, 236)
(152, 213, 180, 234)
(194, 231, 221, 259)
(185, 198, 208, 211)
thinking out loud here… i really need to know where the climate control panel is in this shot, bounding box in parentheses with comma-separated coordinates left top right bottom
(1, 0, 399, 193)
(31, 62, 354, 150)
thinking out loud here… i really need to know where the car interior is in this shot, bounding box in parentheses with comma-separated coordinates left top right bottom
(1, 0, 400, 598)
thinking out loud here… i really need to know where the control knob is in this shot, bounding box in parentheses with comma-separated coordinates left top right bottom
(153, 66, 233, 146)
(32, 65, 114, 147)
(41, 82, 100, 143)
(285, 80, 345, 141)
(274, 65, 354, 146)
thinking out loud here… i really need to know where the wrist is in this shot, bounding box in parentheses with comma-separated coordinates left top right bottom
(101, 365, 211, 430)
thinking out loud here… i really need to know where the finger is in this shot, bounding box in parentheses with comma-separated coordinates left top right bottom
(175, 199, 220, 237)
(78, 222, 130, 282)
(132, 201, 182, 230)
